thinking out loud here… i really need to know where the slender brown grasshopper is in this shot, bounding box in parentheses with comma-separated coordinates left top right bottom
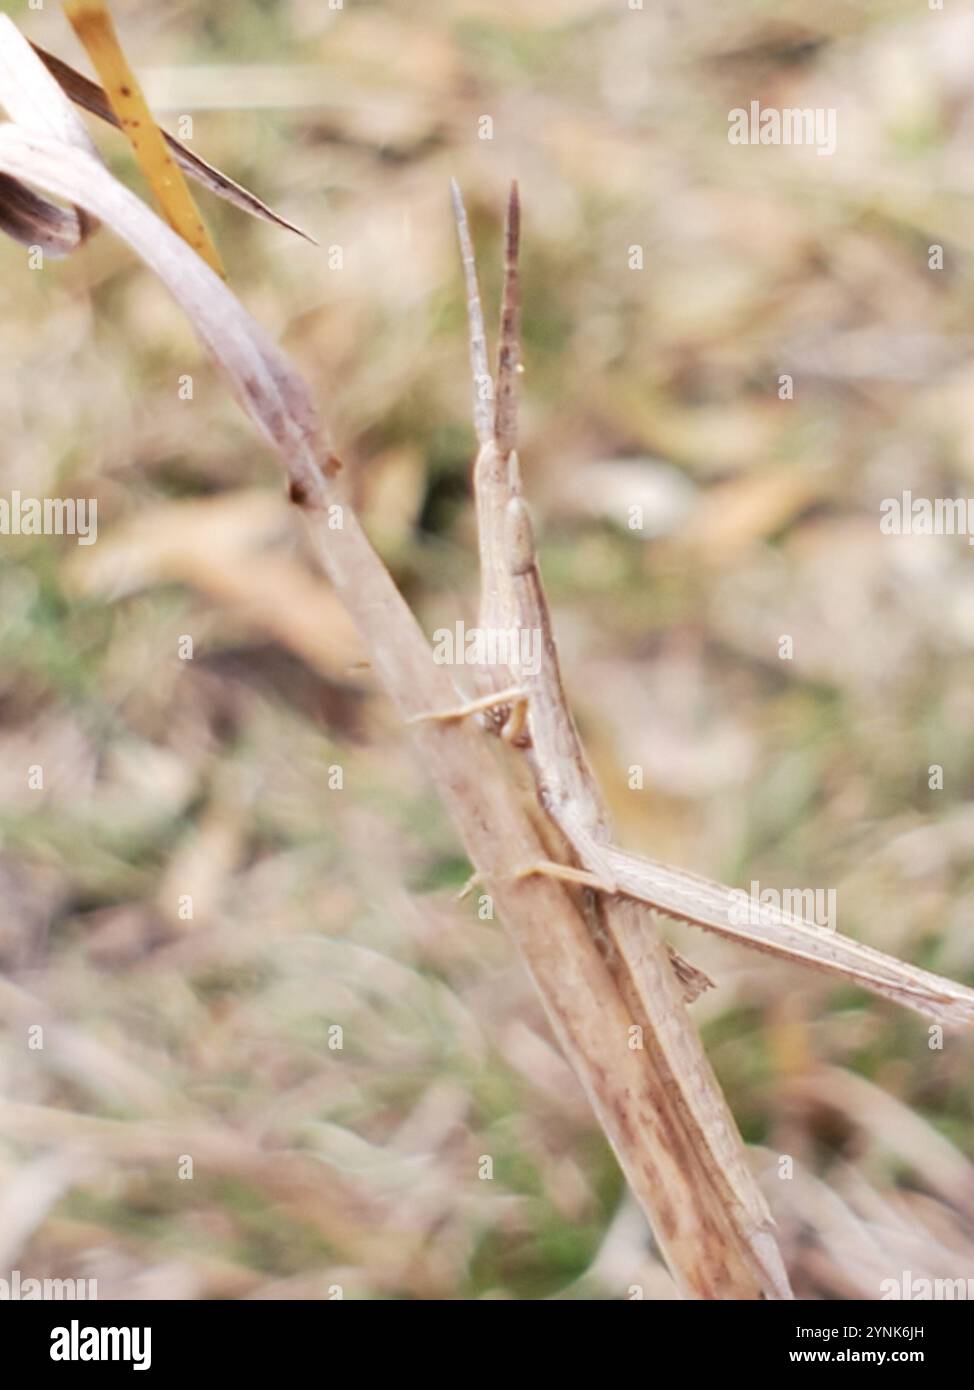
(421, 181, 974, 1034)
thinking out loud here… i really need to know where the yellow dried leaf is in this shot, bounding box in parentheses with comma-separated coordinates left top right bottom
(63, 0, 225, 276)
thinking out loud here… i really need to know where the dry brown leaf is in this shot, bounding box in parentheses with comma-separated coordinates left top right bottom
(678, 466, 824, 563)
(65, 491, 367, 682)
(32, 40, 315, 243)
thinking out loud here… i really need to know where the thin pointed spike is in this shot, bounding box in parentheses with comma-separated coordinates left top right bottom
(450, 179, 493, 446)
(494, 180, 521, 457)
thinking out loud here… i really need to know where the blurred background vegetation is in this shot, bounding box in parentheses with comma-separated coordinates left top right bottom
(2, 0, 974, 1298)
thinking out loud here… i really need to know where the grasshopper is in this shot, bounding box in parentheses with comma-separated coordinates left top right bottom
(411, 180, 974, 1303)
(422, 181, 974, 1034)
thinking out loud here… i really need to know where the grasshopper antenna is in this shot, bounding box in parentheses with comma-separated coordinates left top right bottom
(450, 178, 493, 447)
(494, 179, 520, 462)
